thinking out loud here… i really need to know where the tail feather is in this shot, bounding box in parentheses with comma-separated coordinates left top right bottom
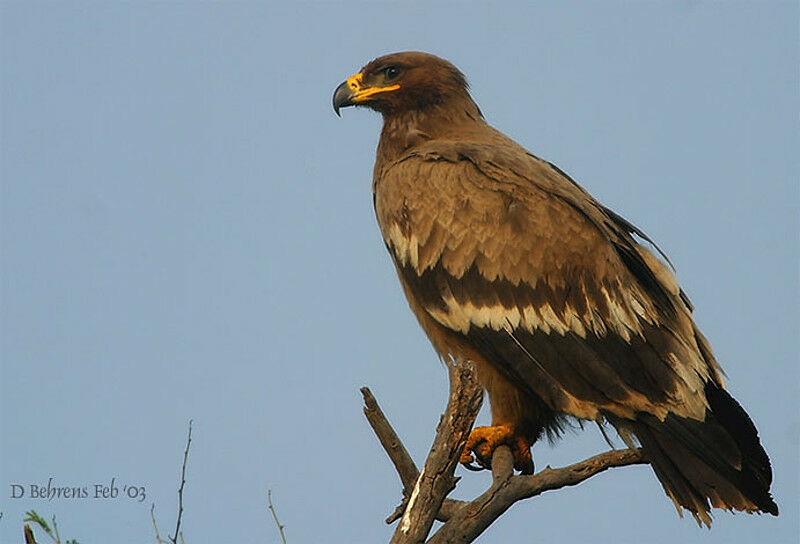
(705, 381, 773, 492)
(612, 381, 778, 526)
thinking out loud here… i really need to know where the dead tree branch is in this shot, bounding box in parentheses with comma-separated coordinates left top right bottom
(389, 360, 482, 544)
(362, 359, 482, 544)
(361, 363, 649, 543)
(361, 386, 420, 491)
(427, 446, 646, 544)
(360, 387, 467, 523)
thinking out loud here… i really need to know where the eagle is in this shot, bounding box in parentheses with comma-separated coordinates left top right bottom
(332, 51, 777, 525)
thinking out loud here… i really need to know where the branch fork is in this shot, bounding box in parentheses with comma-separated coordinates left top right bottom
(361, 360, 647, 544)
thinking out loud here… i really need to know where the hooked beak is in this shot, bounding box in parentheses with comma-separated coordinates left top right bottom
(332, 79, 353, 117)
(332, 72, 400, 116)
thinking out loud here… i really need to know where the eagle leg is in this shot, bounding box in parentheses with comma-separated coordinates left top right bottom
(459, 424, 535, 474)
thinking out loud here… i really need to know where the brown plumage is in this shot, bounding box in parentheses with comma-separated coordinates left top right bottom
(333, 51, 777, 525)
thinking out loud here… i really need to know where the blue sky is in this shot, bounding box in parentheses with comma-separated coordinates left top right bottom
(1, 2, 797, 543)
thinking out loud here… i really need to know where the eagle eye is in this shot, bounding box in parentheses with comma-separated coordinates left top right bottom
(383, 66, 401, 80)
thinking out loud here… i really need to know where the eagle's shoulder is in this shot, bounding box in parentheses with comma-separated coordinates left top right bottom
(375, 136, 672, 295)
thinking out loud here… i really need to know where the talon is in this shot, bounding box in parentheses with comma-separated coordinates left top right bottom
(459, 444, 476, 465)
(459, 424, 534, 474)
(461, 460, 485, 472)
(474, 442, 494, 466)
(512, 434, 534, 474)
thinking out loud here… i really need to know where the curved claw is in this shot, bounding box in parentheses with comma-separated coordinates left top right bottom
(512, 434, 535, 474)
(460, 459, 486, 472)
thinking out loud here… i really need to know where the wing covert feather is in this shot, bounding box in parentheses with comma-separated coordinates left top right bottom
(374, 142, 722, 421)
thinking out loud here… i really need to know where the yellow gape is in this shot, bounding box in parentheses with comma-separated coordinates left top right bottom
(345, 72, 400, 103)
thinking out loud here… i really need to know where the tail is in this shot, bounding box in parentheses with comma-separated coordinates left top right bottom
(616, 381, 778, 526)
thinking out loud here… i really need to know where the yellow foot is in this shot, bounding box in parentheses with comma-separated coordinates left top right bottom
(459, 424, 534, 474)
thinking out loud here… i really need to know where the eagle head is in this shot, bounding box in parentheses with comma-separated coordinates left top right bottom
(332, 51, 472, 116)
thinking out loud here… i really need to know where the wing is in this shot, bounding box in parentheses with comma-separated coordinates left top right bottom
(374, 138, 723, 423)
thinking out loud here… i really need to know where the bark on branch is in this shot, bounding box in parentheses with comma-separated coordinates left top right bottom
(361, 361, 649, 544)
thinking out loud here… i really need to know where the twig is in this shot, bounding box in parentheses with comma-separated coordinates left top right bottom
(51, 516, 61, 544)
(151, 504, 168, 544)
(267, 490, 288, 544)
(170, 420, 193, 544)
